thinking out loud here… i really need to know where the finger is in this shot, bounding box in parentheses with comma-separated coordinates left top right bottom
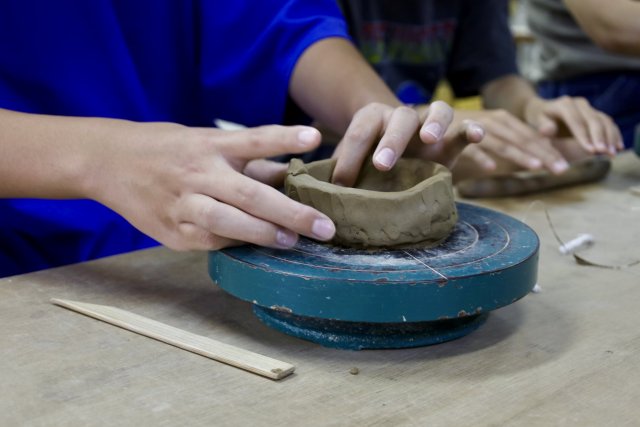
(180, 194, 302, 249)
(535, 114, 558, 138)
(480, 117, 546, 169)
(482, 135, 541, 171)
(372, 106, 420, 171)
(486, 107, 565, 170)
(597, 112, 623, 155)
(609, 118, 625, 152)
(574, 99, 609, 153)
(466, 120, 485, 144)
(243, 159, 288, 187)
(429, 120, 483, 169)
(331, 104, 385, 187)
(496, 134, 568, 174)
(464, 109, 545, 169)
(175, 222, 239, 251)
(214, 171, 336, 242)
(213, 125, 322, 159)
(491, 117, 570, 173)
(419, 100, 454, 144)
(532, 140, 569, 175)
(463, 144, 497, 171)
(543, 97, 596, 153)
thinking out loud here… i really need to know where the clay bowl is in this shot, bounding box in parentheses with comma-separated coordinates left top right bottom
(284, 157, 457, 248)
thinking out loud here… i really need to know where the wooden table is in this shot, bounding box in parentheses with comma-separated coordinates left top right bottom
(2, 152, 640, 427)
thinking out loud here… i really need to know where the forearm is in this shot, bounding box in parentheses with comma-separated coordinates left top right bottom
(480, 74, 539, 120)
(0, 108, 126, 199)
(565, 0, 640, 56)
(289, 37, 401, 134)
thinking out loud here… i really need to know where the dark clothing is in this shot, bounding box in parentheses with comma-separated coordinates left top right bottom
(538, 71, 640, 149)
(339, 0, 518, 103)
(527, 0, 640, 149)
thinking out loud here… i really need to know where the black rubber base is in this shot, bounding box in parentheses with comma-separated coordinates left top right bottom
(254, 306, 489, 350)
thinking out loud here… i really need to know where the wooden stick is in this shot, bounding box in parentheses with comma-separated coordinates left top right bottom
(50, 298, 295, 380)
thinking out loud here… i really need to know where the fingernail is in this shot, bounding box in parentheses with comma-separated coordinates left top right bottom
(470, 124, 484, 139)
(528, 158, 542, 169)
(276, 229, 298, 248)
(483, 159, 496, 170)
(312, 218, 335, 240)
(552, 160, 569, 174)
(596, 141, 607, 151)
(298, 128, 319, 147)
(374, 147, 396, 169)
(423, 122, 442, 139)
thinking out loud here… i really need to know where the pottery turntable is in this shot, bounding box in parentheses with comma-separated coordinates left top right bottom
(209, 202, 538, 350)
(208, 159, 539, 350)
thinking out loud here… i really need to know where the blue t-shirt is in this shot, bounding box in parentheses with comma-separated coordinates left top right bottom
(0, 0, 349, 277)
(339, 0, 518, 103)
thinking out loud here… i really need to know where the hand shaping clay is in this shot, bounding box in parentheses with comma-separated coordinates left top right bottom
(285, 158, 457, 248)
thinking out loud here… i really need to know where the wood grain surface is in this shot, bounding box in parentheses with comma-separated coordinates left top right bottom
(1, 152, 640, 426)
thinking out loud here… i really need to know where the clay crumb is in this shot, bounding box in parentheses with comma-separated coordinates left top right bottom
(349, 367, 359, 375)
(269, 305, 293, 313)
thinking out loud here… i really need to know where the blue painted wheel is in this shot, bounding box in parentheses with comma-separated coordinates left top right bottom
(208, 202, 538, 349)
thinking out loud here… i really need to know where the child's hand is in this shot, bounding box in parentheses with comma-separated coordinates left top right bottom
(91, 122, 336, 251)
(331, 100, 483, 187)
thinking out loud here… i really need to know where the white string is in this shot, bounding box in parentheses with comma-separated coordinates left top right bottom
(403, 250, 448, 282)
(518, 199, 639, 270)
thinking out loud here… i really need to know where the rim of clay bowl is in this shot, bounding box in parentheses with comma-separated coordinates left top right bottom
(286, 157, 451, 198)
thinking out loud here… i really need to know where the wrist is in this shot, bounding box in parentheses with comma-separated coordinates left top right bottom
(0, 110, 108, 199)
(74, 117, 138, 203)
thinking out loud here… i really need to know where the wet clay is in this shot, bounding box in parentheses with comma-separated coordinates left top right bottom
(285, 158, 457, 248)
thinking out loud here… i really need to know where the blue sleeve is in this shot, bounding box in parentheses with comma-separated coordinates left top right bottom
(446, 0, 519, 98)
(198, 0, 350, 127)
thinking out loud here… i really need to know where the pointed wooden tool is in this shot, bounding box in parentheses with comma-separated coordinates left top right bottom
(51, 298, 295, 380)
